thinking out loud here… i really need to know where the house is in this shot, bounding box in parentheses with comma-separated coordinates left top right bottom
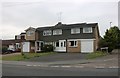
(22, 22, 100, 53)
(21, 27, 36, 52)
(2, 32, 26, 52)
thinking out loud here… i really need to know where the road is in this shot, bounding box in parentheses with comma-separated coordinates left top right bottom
(2, 63, 118, 76)
(2, 53, 119, 76)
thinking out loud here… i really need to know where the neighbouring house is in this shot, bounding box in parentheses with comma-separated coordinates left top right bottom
(22, 22, 100, 53)
(2, 32, 26, 52)
(21, 27, 36, 52)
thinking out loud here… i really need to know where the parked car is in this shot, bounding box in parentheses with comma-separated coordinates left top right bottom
(2, 47, 14, 54)
(2, 50, 13, 54)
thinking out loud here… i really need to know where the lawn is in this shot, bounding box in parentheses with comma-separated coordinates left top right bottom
(0, 55, 1, 60)
(2, 52, 55, 61)
(86, 51, 108, 59)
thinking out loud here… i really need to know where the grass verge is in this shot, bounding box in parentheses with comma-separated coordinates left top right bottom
(2, 52, 55, 61)
(86, 51, 108, 59)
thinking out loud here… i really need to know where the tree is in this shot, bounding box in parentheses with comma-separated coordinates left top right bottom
(98, 37, 108, 49)
(102, 26, 120, 52)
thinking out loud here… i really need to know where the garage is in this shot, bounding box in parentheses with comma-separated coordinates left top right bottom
(22, 42, 30, 52)
(81, 40, 94, 53)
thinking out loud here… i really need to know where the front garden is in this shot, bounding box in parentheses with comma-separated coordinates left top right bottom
(2, 52, 56, 61)
(86, 51, 108, 59)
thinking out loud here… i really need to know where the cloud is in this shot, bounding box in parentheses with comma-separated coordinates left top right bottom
(1, 1, 118, 39)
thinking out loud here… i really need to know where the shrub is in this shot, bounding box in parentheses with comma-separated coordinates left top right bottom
(86, 51, 108, 59)
(2, 47, 8, 53)
(42, 44, 54, 52)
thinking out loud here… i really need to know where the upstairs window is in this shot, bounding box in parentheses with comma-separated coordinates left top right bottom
(16, 35, 21, 39)
(43, 30, 52, 36)
(83, 27, 92, 33)
(71, 28, 80, 34)
(53, 29, 62, 35)
(27, 30, 34, 36)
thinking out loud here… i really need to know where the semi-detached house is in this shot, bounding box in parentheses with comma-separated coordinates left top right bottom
(22, 22, 100, 53)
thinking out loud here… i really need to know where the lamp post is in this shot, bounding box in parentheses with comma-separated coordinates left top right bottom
(110, 22, 112, 28)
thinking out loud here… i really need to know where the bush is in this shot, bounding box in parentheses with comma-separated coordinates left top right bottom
(2, 47, 8, 54)
(42, 44, 54, 52)
(86, 51, 108, 59)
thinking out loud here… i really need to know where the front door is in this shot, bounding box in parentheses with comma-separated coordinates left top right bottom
(54, 40, 66, 52)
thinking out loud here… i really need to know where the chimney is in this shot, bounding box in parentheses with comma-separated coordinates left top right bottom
(56, 22, 62, 26)
(58, 22, 62, 24)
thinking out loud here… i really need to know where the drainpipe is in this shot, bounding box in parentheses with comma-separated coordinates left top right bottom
(21, 42, 24, 56)
(66, 39, 67, 53)
(35, 30, 37, 53)
(35, 41, 37, 53)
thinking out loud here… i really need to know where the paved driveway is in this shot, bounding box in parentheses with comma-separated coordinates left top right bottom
(25, 53, 86, 62)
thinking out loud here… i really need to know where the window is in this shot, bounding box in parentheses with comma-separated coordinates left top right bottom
(61, 42, 63, 47)
(53, 29, 62, 35)
(27, 30, 34, 36)
(56, 42, 59, 47)
(71, 28, 80, 34)
(36, 42, 40, 50)
(16, 43, 20, 49)
(83, 27, 92, 33)
(21, 36, 25, 39)
(69, 41, 77, 47)
(43, 30, 52, 36)
(16, 35, 21, 39)
(64, 41, 66, 47)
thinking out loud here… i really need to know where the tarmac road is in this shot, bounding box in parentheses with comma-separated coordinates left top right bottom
(2, 53, 119, 76)
(2, 63, 118, 76)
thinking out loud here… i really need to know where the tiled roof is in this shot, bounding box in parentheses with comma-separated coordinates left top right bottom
(37, 22, 98, 31)
(2, 39, 25, 46)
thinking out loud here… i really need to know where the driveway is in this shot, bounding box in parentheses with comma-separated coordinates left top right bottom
(25, 53, 86, 62)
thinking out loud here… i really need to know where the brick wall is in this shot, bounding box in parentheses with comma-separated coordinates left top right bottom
(67, 40, 81, 53)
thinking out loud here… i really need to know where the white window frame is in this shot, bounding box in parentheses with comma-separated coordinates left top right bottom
(27, 30, 34, 36)
(43, 30, 52, 36)
(53, 29, 62, 35)
(69, 40, 78, 47)
(71, 28, 80, 34)
(83, 27, 92, 33)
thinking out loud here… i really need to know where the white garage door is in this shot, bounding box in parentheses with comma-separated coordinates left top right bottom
(81, 40, 93, 53)
(22, 42, 30, 52)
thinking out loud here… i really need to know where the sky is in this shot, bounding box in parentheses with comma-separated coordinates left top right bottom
(0, 0, 119, 40)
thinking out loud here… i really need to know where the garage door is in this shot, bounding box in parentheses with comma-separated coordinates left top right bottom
(81, 40, 93, 53)
(22, 42, 30, 52)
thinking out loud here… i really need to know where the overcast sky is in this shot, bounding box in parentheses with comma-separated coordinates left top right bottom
(0, 0, 119, 40)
